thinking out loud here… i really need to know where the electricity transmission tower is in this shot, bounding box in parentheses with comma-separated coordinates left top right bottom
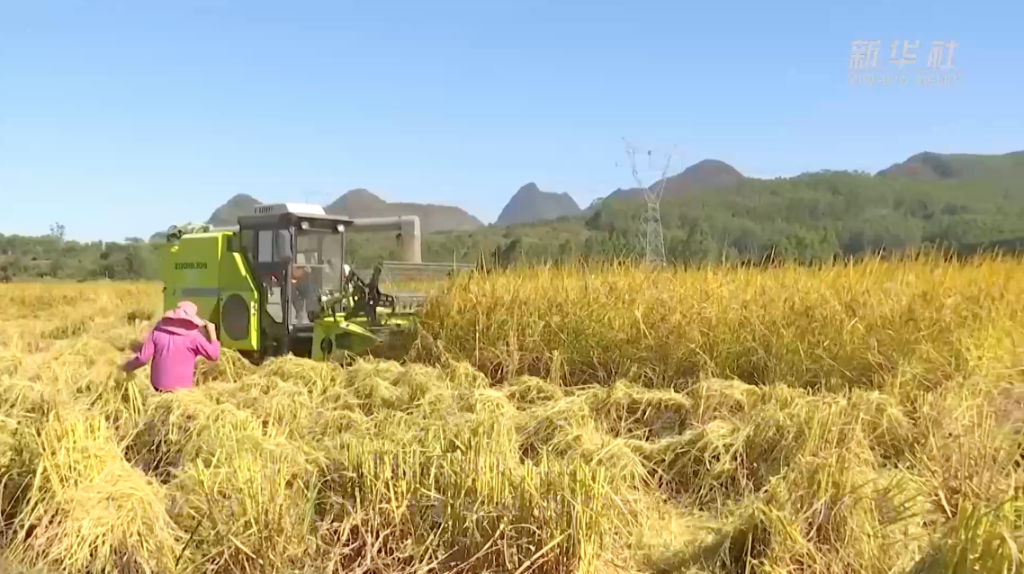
(622, 138, 674, 265)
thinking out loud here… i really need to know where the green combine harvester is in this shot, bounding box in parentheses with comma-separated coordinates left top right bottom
(158, 202, 472, 364)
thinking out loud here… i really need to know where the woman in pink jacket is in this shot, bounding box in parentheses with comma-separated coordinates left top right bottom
(122, 301, 221, 392)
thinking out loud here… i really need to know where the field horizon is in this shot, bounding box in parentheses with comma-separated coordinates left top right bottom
(1, 256, 1023, 573)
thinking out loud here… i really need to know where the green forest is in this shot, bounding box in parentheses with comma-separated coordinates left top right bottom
(3, 168, 1024, 282)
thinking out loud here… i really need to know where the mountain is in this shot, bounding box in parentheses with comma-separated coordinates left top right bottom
(663, 158, 745, 192)
(324, 189, 484, 233)
(495, 183, 582, 226)
(589, 159, 746, 212)
(658, 159, 745, 195)
(145, 192, 260, 241)
(207, 194, 261, 226)
(202, 190, 483, 233)
(876, 151, 1024, 181)
(326, 188, 388, 213)
(582, 197, 606, 217)
(190, 151, 1024, 238)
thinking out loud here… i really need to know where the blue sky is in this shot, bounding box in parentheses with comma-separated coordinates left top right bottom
(0, 0, 1021, 241)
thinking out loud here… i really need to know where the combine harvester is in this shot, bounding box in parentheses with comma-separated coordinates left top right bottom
(159, 203, 473, 363)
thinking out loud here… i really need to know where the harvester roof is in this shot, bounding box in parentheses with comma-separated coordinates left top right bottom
(238, 203, 354, 229)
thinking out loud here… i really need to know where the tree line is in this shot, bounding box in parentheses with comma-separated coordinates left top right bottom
(3, 170, 1024, 282)
(0, 227, 158, 282)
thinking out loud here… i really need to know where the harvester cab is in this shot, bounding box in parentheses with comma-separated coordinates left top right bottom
(159, 202, 458, 363)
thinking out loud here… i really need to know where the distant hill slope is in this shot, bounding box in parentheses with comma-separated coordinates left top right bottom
(186, 150, 1024, 241)
(325, 189, 484, 233)
(582, 198, 606, 217)
(599, 159, 745, 203)
(207, 193, 261, 226)
(204, 190, 483, 233)
(657, 159, 745, 196)
(584, 159, 745, 215)
(495, 183, 582, 226)
(876, 151, 1024, 181)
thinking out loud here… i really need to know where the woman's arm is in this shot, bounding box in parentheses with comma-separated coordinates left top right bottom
(122, 331, 155, 372)
(192, 323, 221, 361)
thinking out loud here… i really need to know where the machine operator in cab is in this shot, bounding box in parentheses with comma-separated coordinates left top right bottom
(270, 244, 317, 323)
(290, 262, 317, 322)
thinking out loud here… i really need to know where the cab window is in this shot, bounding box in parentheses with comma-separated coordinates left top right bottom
(257, 230, 274, 262)
(275, 229, 293, 261)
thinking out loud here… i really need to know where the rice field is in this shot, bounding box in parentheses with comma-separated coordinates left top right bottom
(1, 256, 1023, 574)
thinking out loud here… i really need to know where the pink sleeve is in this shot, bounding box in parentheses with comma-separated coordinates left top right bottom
(192, 331, 221, 361)
(123, 331, 155, 371)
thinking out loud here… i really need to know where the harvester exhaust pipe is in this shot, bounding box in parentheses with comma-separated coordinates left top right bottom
(347, 215, 422, 263)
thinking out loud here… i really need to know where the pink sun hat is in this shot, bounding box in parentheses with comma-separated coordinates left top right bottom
(160, 301, 206, 328)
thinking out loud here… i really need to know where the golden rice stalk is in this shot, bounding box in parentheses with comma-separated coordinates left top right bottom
(4, 409, 182, 574)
